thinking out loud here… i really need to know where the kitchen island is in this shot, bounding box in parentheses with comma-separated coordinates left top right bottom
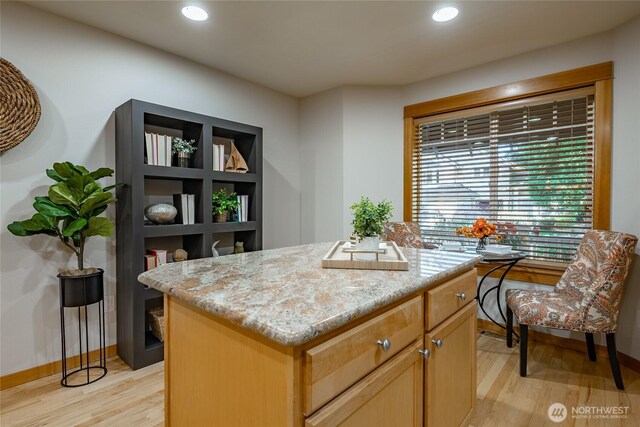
(139, 242, 481, 427)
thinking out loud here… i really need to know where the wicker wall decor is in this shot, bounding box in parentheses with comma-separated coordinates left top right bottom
(0, 58, 41, 152)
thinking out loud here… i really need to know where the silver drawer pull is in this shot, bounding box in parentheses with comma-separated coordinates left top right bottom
(376, 338, 391, 352)
(456, 292, 467, 301)
(432, 338, 443, 349)
(418, 348, 431, 359)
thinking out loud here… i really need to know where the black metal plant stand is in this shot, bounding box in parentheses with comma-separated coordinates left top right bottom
(59, 269, 108, 387)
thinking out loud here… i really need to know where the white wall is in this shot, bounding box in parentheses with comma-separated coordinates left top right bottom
(0, 2, 300, 376)
(342, 87, 404, 236)
(610, 17, 640, 359)
(299, 86, 404, 242)
(299, 88, 344, 243)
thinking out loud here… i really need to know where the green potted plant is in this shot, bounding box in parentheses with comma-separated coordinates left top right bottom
(7, 162, 119, 306)
(350, 196, 393, 259)
(212, 188, 240, 223)
(172, 137, 197, 168)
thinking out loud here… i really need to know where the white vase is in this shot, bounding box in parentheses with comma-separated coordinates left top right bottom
(356, 236, 380, 260)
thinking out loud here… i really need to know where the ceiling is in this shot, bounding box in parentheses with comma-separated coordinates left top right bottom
(24, 1, 640, 97)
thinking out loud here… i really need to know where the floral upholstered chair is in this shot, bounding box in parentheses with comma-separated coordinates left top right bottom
(506, 230, 638, 390)
(382, 222, 438, 249)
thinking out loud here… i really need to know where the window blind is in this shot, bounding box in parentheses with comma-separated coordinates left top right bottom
(412, 88, 595, 263)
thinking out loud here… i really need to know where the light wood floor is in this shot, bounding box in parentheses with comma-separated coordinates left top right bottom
(1, 334, 638, 426)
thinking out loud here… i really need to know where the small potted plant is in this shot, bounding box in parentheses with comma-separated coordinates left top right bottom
(350, 196, 393, 259)
(172, 137, 197, 168)
(212, 188, 240, 223)
(7, 162, 119, 307)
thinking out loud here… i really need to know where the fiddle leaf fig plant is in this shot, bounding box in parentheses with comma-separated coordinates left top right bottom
(350, 196, 393, 240)
(7, 162, 121, 271)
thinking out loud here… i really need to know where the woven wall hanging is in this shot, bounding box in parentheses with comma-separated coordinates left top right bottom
(0, 58, 41, 152)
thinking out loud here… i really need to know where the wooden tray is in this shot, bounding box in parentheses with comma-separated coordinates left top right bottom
(322, 241, 409, 271)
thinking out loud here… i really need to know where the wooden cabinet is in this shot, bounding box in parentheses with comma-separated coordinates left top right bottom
(424, 301, 477, 427)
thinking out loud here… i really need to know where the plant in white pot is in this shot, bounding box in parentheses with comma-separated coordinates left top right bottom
(7, 162, 119, 305)
(350, 196, 393, 259)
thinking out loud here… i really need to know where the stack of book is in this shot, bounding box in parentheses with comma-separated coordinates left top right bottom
(212, 144, 227, 171)
(237, 195, 249, 222)
(145, 249, 168, 271)
(145, 132, 173, 166)
(172, 194, 196, 224)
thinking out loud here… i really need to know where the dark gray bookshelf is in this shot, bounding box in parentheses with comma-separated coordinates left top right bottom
(115, 99, 263, 369)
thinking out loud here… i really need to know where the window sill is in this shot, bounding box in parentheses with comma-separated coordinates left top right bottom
(476, 259, 567, 286)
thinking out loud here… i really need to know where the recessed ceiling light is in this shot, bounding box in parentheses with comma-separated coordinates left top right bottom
(432, 7, 459, 22)
(182, 6, 208, 21)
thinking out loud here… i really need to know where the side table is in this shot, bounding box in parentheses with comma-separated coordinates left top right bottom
(476, 252, 527, 339)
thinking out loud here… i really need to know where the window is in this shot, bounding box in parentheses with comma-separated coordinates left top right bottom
(413, 88, 594, 263)
(404, 63, 612, 284)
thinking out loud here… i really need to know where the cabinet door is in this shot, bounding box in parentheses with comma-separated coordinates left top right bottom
(306, 341, 423, 427)
(424, 301, 477, 427)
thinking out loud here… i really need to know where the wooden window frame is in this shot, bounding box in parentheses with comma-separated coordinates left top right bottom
(404, 62, 613, 285)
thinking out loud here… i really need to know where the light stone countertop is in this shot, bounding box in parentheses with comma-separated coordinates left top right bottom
(138, 242, 482, 347)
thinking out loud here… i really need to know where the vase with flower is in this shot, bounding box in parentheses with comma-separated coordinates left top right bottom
(455, 218, 502, 251)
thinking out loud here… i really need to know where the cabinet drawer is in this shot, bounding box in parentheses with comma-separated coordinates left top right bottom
(426, 269, 476, 330)
(304, 296, 423, 415)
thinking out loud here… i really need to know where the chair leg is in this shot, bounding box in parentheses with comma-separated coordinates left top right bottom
(506, 305, 513, 348)
(586, 333, 597, 361)
(520, 324, 528, 377)
(606, 333, 624, 390)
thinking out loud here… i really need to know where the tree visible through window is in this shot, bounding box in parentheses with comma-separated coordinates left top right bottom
(412, 89, 594, 263)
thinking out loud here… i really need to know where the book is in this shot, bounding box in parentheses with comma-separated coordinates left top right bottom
(213, 144, 220, 171)
(144, 254, 157, 270)
(219, 145, 225, 171)
(158, 134, 166, 167)
(236, 195, 248, 222)
(165, 135, 172, 167)
(187, 194, 195, 225)
(147, 249, 167, 265)
(145, 132, 153, 165)
(173, 194, 189, 224)
(242, 195, 248, 222)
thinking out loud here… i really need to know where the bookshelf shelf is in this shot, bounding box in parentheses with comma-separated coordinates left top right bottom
(143, 223, 205, 238)
(211, 171, 258, 183)
(116, 99, 262, 369)
(143, 164, 204, 180)
(211, 221, 258, 233)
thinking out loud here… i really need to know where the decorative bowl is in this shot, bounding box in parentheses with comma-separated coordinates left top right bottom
(144, 203, 177, 224)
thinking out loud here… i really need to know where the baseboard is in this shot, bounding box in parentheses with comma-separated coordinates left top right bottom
(477, 319, 640, 374)
(0, 345, 117, 390)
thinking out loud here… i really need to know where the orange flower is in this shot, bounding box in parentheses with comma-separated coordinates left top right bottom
(455, 218, 502, 241)
(495, 235, 503, 241)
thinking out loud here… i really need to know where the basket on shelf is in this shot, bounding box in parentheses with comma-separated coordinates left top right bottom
(148, 306, 165, 342)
